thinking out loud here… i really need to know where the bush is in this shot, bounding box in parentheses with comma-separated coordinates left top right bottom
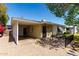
(63, 32, 72, 37)
(74, 34, 79, 43)
(62, 33, 79, 48)
(76, 32, 79, 34)
(63, 32, 79, 42)
(63, 32, 70, 34)
(71, 34, 79, 48)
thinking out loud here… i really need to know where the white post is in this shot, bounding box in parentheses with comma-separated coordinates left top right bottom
(74, 26, 77, 34)
(73, 26, 77, 34)
(63, 27, 66, 33)
(13, 20, 19, 45)
(16, 20, 19, 44)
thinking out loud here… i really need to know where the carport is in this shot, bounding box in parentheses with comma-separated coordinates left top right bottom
(12, 18, 41, 44)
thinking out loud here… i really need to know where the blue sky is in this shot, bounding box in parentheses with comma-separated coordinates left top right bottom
(5, 3, 64, 25)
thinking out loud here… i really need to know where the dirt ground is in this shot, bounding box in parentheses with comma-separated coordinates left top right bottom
(0, 35, 79, 56)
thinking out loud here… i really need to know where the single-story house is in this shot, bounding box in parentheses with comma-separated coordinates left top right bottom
(11, 17, 67, 44)
(66, 26, 78, 34)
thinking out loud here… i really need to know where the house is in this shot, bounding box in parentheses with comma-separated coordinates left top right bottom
(66, 26, 78, 34)
(11, 17, 66, 44)
(6, 25, 12, 29)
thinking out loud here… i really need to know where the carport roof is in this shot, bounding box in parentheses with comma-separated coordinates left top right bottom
(11, 17, 66, 27)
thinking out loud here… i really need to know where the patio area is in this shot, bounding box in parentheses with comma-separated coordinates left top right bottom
(0, 35, 79, 56)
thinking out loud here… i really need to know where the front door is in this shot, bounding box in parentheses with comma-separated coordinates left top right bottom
(23, 28, 27, 37)
(42, 26, 47, 37)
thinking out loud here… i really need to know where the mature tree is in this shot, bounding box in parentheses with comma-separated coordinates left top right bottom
(46, 3, 79, 33)
(0, 4, 9, 26)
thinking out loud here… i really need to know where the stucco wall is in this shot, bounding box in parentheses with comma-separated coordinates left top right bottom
(19, 25, 42, 38)
(38, 24, 58, 38)
(32, 25, 42, 38)
(12, 21, 18, 44)
(46, 25, 53, 38)
(46, 25, 57, 38)
(52, 25, 57, 35)
(19, 24, 61, 39)
(19, 25, 33, 36)
(19, 26, 23, 36)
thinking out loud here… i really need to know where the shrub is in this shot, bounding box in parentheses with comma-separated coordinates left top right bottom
(63, 32, 72, 37)
(74, 34, 79, 43)
(63, 32, 70, 34)
(71, 34, 79, 48)
(63, 33, 79, 48)
(76, 32, 79, 34)
(63, 32, 79, 43)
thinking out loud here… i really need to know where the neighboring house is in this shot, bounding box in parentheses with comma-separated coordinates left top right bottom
(66, 26, 78, 34)
(11, 17, 66, 44)
(6, 25, 12, 29)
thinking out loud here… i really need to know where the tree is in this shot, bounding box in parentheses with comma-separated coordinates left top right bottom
(0, 4, 9, 26)
(46, 3, 79, 34)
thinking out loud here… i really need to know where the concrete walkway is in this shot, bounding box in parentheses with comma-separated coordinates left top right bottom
(0, 35, 79, 56)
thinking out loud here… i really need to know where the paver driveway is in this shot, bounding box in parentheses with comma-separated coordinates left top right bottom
(0, 35, 79, 56)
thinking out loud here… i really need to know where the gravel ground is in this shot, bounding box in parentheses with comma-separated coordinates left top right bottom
(0, 35, 79, 56)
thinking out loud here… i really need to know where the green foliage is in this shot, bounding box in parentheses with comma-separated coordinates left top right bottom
(0, 4, 9, 26)
(65, 4, 79, 26)
(46, 3, 79, 26)
(46, 4, 66, 17)
(63, 32, 72, 37)
(74, 34, 79, 43)
(63, 32, 79, 43)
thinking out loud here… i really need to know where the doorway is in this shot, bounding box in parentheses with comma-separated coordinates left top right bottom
(42, 26, 47, 37)
(23, 28, 27, 37)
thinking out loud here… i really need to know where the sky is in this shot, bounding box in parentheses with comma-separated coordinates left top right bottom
(5, 3, 64, 25)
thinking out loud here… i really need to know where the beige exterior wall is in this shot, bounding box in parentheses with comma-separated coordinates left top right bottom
(19, 26, 24, 36)
(52, 25, 57, 35)
(19, 25, 34, 37)
(46, 25, 57, 38)
(32, 24, 42, 38)
(19, 24, 58, 38)
(46, 25, 53, 38)
(19, 24, 42, 38)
